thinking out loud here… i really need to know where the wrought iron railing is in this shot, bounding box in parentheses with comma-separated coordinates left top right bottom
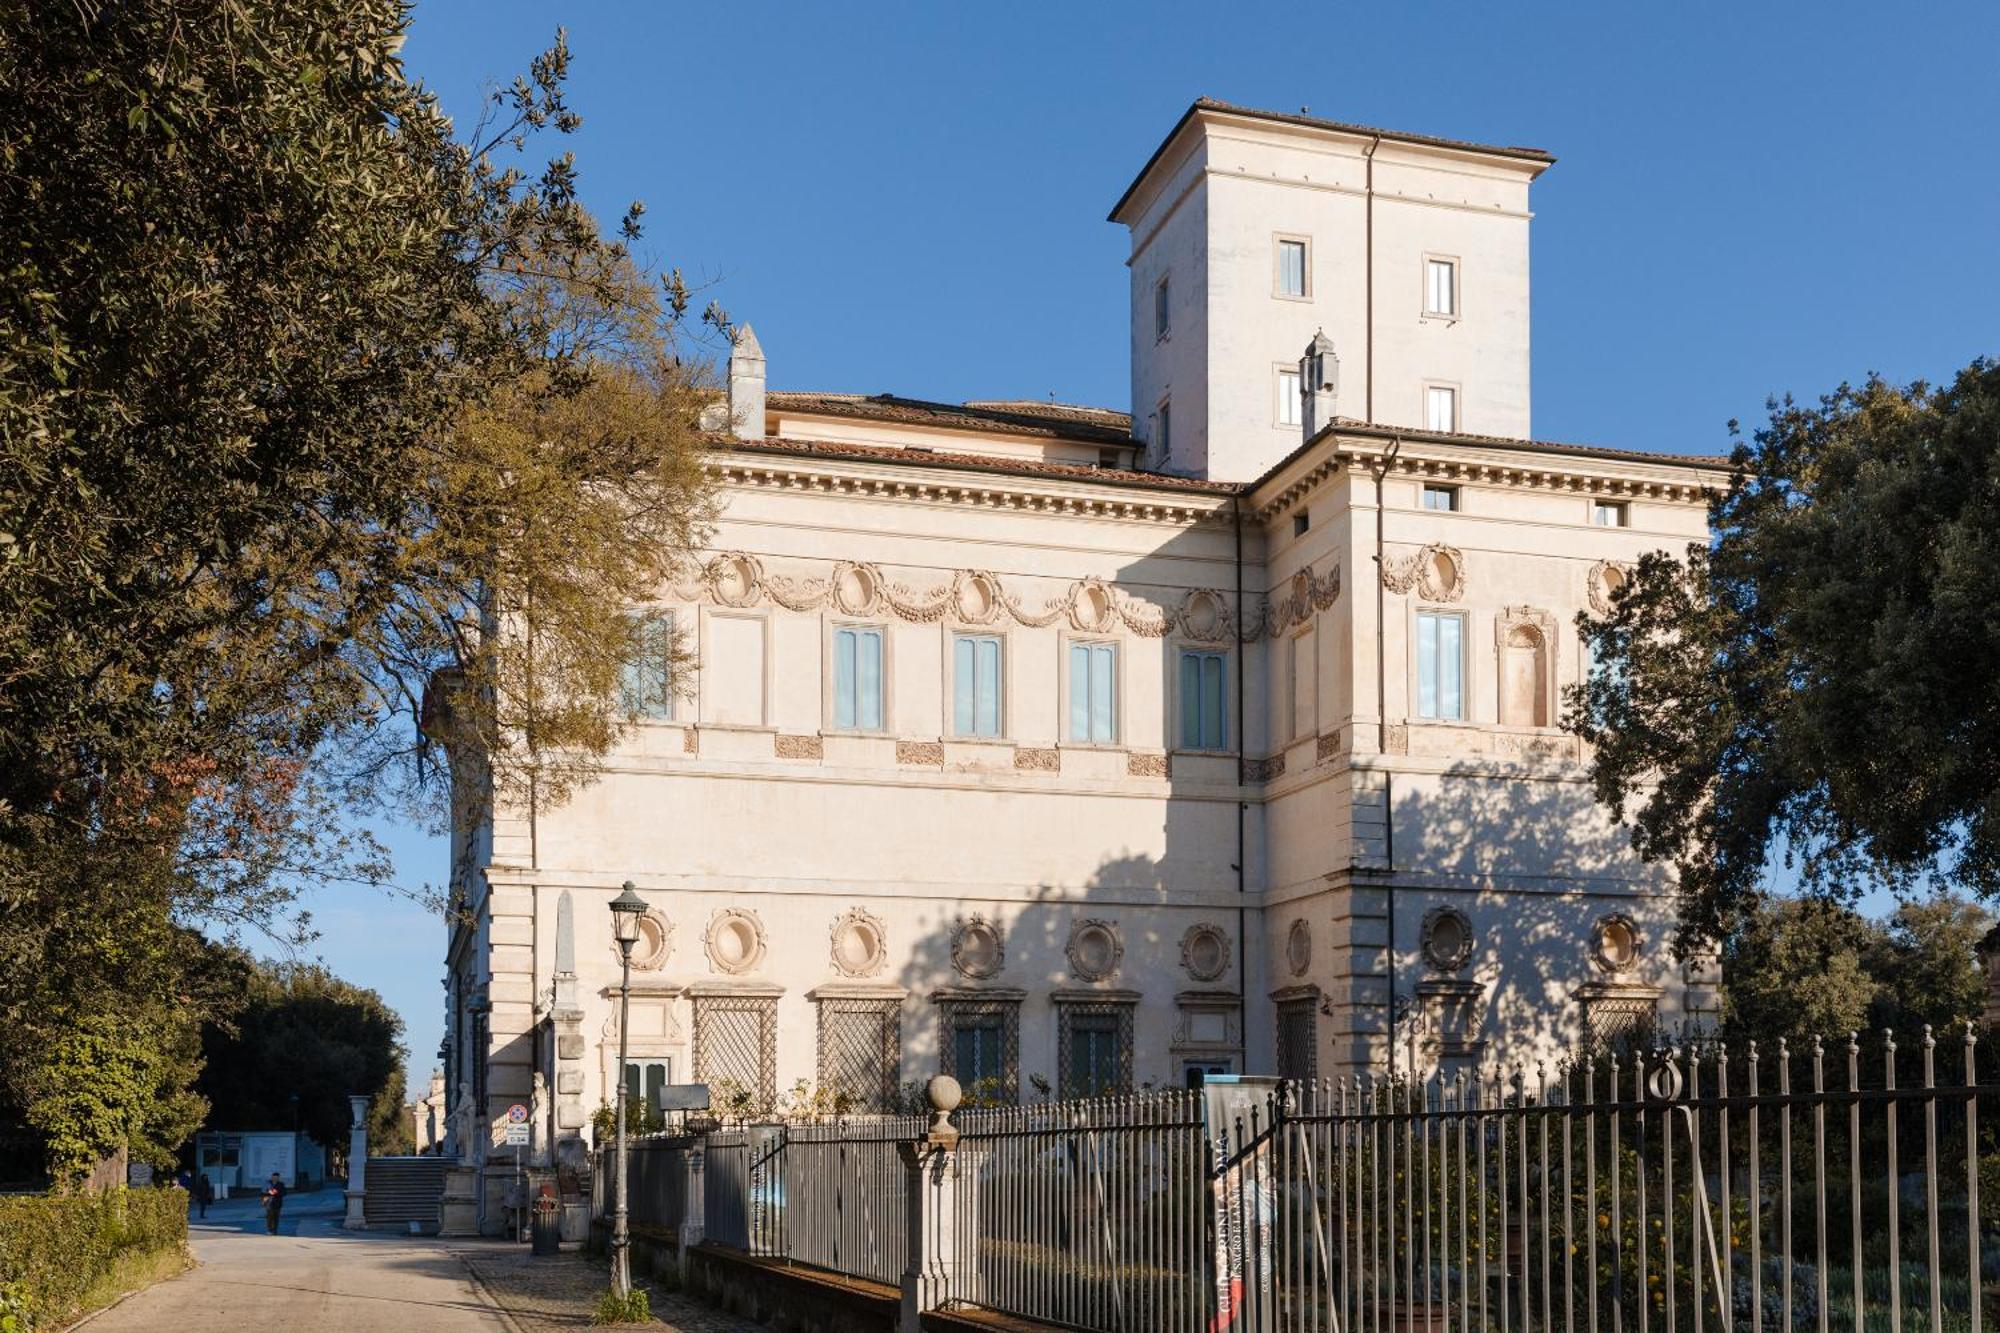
(616, 1029, 1998, 1333)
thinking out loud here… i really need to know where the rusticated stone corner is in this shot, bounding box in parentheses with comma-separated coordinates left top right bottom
(774, 733, 823, 760)
(1014, 747, 1059, 772)
(1126, 752, 1168, 779)
(897, 740, 944, 767)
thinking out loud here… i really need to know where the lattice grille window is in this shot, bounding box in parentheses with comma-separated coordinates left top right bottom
(1276, 998, 1317, 1080)
(1057, 1001, 1134, 1099)
(937, 998, 1020, 1104)
(1583, 996, 1658, 1053)
(693, 995, 777, 1112)
(816, 999, 900, 1112)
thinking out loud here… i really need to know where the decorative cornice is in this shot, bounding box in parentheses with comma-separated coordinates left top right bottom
(711, 454, 1229, 527)
(667, 551, 1332, 643)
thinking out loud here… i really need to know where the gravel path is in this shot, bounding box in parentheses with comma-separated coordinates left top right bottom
(452, 1243, 760, 1332)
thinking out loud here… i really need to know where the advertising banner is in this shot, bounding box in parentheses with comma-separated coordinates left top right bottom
(1202, 1075, 1281, 1333)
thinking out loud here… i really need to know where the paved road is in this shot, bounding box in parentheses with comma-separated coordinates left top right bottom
(88, 1187, 507, 1331)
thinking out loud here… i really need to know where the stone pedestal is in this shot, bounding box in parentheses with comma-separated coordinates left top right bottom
(439, 1165, 480, 1237)
(343, 1094, 369, 1229)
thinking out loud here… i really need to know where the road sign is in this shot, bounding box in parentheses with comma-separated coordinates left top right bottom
(505, 1103, 529, 1124)
(503, 1124, 530, 1146)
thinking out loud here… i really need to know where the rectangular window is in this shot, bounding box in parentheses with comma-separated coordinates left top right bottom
(1155, 275, 1170, 338)
(1422, 483, 1459, 512)
(617, 611, 675, 720)
(952, 633, 1003, 737)
(1067, 641, 1117, 744)
(1277, 368, 1301, 427)
(831, 626, 884, 731)
(1416, 611, 1465, 720)
(1276, 999, 1317, 1080)
(692, 995, 777, 1111)
(1278, 238, 1308, 298)
(1426, 258, 1457, 316)
(952, 1020, 1004, 1089)
(1426, 385, 1457, 433)
(1058, 1005, 1133, 1099)
(1593, 500, 1628, 527)
(622, 1060, 670, 1117)
(1179, 650, 1228, 750)
(1157, 400, 1171, 456)
(816, 999, 900, 1112)
(939, 1000, 1019, 1102)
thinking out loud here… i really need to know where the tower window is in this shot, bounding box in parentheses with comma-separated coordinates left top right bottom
(1277, 238, 1309, 298)
(1426, 385, 1457, 433)
(1277, 368, 1301, 427)
(1154, 275, 1170, 338)
(1425, 257, 1458, 317)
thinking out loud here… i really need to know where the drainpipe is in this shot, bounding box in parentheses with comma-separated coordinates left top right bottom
(1232, 497, 1248, 1034)
(1365, 134, 1380, 423)
(1370, 438, 1402, 1068)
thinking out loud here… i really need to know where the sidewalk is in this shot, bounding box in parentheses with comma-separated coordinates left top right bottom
(452, 1242, 756, 1332)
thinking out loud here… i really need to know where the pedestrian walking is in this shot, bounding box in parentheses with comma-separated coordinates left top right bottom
(195, 1173, 213, 1220)
(261, 1173, 285, 1234)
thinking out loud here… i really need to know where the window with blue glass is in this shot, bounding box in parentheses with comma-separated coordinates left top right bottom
(1067, 641, 1117, 744)
(952, 633, 1003, 737)
(617, 611, 675, 720)
(1416, 611, 1464, 720)
(831, 625, 884, 730)
(1179, 650, 1228, 749)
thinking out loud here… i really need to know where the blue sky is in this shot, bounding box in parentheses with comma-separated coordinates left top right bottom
(314, 0, 2000, 1084)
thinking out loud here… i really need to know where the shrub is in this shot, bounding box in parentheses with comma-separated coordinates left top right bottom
(0, 1188, 188, 1328)
(591, 1286, 652, 1324)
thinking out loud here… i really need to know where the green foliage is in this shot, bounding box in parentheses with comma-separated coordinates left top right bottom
(591, 1286, 652, 1324)
(0, 0, 715, 1178)
(1722, 892, 1989, 1047)
(0, 1188, 188, 1329)
(197, 956, 408, 1153)
(1566, 360, 2000, 944)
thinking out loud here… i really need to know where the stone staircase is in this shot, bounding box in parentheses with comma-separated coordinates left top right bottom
(361, 1155, 453, 1229)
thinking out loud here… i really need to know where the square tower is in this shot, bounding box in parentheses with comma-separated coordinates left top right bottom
(1112, 100, 1553, 481)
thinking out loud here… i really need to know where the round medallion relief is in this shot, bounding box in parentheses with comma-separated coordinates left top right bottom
(1286, 919, 1312, 977)
(1419, 907, 1474, 974)
(704, 908, 767, 975)
(710, 553, 763, 607)
(950, 917, 1004, 980)
(1182, 590, 1224, 641)
(1593, 914, 1642, 975)
(1180, 923, 1231, 982)
(1066, 919, 1123, 982)
(832, 562, 882, 616)
(1071, 580, 1115, 633)
(616, 910, 674, 972)
(829, 907, 888, 978)
(955, 571, 1001, 624)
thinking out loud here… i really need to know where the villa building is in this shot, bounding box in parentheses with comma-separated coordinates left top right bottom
(440, 98, 1726, 1228)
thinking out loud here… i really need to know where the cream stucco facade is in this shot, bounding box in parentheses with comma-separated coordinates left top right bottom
(440, 100, 1725, 1228)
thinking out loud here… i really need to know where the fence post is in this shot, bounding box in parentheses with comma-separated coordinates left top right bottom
(679, 1138, 707, 1279)
(898, 1075, 964, 1333)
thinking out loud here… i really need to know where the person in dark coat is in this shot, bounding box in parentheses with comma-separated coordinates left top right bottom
(195, 1173, 214, 1219)
(261, 1173, 285, 1234)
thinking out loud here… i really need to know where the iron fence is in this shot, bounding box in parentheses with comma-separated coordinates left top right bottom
(1242, 1030, 1997, 1333)
(613, 1028, 1999, 1333)
(625, 1134, 694, 1233)
(946, 1091, 1210, 1333)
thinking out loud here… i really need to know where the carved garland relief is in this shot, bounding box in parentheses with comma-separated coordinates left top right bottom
(664, 552, 1337, 644)
(1381, 543, 1467, 602)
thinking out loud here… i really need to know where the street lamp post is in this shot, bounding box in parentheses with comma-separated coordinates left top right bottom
(607, 882, 648, 1299)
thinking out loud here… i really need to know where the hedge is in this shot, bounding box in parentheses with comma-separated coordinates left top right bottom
(0, 1187, 188, 1329)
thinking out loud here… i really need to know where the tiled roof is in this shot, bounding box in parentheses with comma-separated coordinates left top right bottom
(712, 435, 1239, 496)
(1111, 97, 1556, 221)
(766, 391, 1135, 445)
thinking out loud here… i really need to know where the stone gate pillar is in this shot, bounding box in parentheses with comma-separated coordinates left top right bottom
(343, 1094, 369, 1229)
(897, 1076, 964, 1333)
